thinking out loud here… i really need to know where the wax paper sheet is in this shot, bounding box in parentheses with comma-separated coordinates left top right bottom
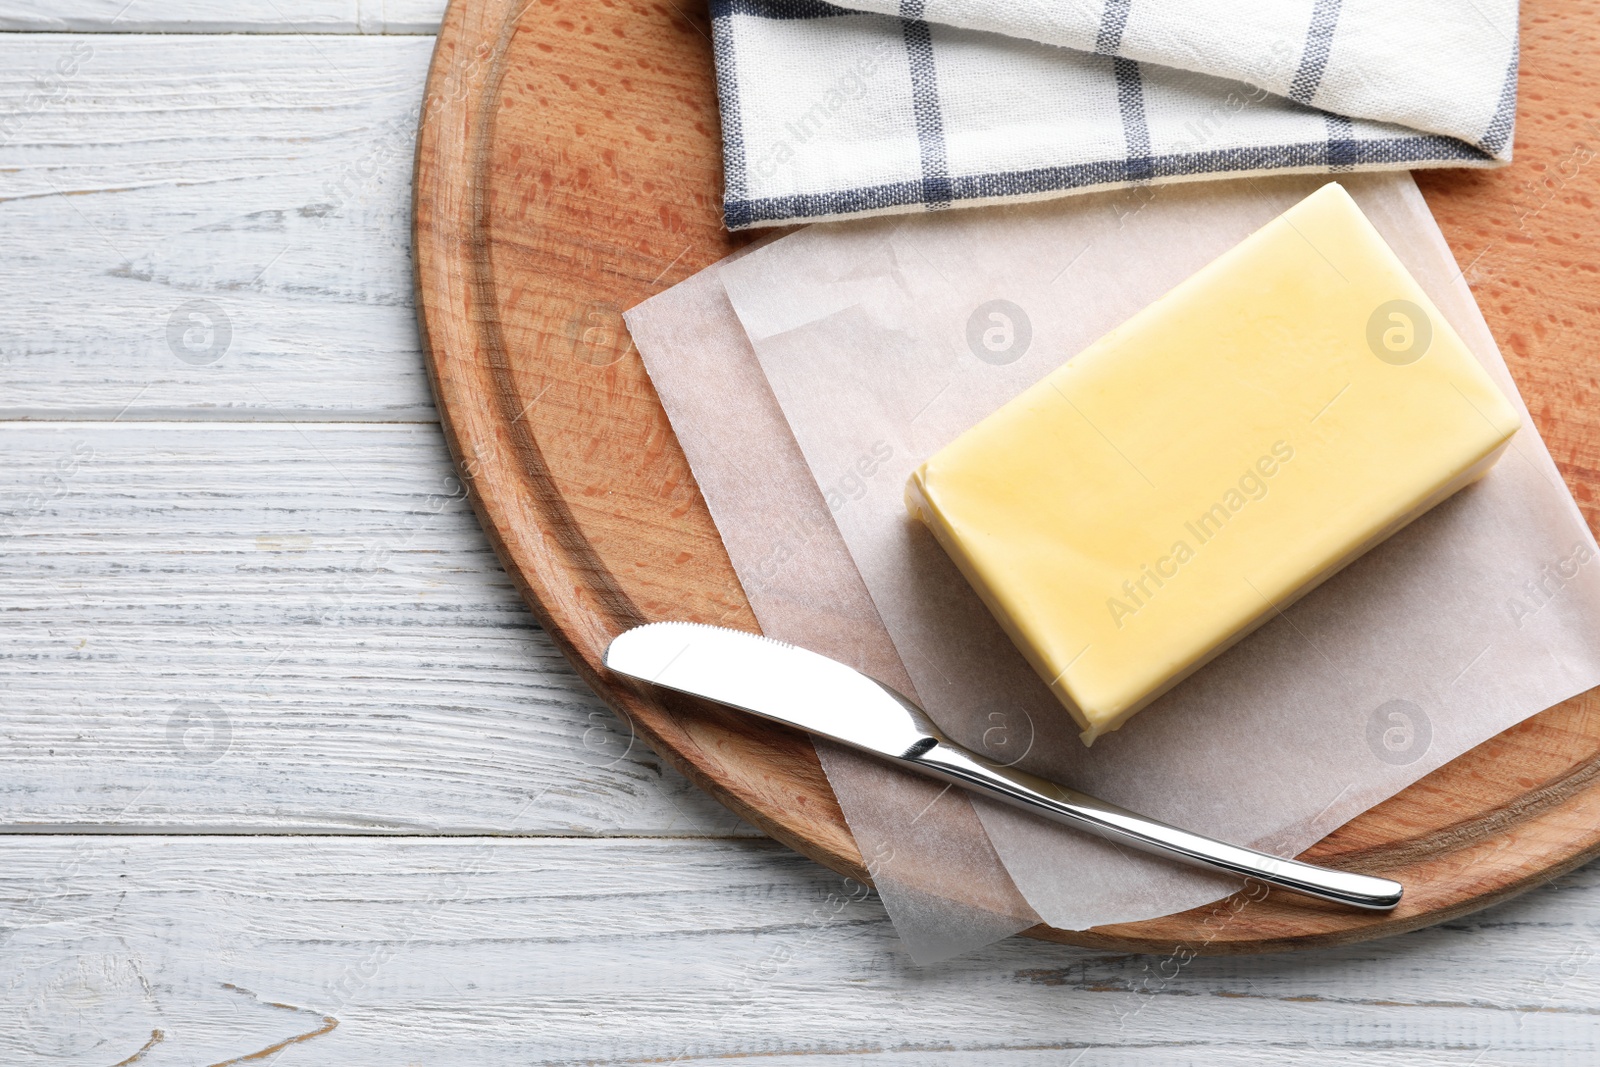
(624, 254, 1041, 963)
(713, 172, 1600, 933)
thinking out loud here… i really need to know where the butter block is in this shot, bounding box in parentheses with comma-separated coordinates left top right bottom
(906, 183, 1521, 746)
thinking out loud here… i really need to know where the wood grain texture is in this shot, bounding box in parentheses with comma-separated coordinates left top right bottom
(0, 33, 764, 836)
(1415, 0, 1600, 537)
(2, 835, 1598, 1065)
(413, 0, 1600, 954)
(0, 0, 445, 33)
(0, 421, 756, 836)
(0, 34, 438, 420)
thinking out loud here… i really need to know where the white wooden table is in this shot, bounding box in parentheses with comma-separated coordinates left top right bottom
(2, 5, 1596, 1063)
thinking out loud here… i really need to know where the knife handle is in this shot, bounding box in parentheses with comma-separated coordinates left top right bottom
(903, 740, 1402, 911)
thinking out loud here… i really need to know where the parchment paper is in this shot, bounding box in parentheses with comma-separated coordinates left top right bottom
(713, 172, 1600, 933)
(624, 251, 1041, 963)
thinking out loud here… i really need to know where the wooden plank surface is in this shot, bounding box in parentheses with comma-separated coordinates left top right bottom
(2, 7, 1598, 1059)
(0, 34, 436, 420)
(0, 421, 752, 835)
(1, 836, 1598, 1065)
(0, 0, 445, 33)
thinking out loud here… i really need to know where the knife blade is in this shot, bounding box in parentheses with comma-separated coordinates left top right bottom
(605, 621, 1402, 911)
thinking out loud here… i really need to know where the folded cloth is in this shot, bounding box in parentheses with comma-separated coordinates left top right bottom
(711, 0, 1520, 229)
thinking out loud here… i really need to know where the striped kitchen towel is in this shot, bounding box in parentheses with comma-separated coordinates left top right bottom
(712, 0, 1520, 229)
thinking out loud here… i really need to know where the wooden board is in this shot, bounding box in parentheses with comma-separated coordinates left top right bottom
(412, 0, 1600, 953)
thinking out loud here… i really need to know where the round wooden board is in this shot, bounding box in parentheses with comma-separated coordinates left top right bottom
(413, 0, 1600, 953)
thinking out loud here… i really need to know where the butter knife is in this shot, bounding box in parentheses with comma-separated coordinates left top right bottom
(605, 621, 1402, 911)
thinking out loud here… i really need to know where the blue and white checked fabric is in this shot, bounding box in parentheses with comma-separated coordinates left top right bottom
(712, 0, 1520, 229)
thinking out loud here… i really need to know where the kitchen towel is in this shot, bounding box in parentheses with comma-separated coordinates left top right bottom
(713, 0, 1520, 228)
